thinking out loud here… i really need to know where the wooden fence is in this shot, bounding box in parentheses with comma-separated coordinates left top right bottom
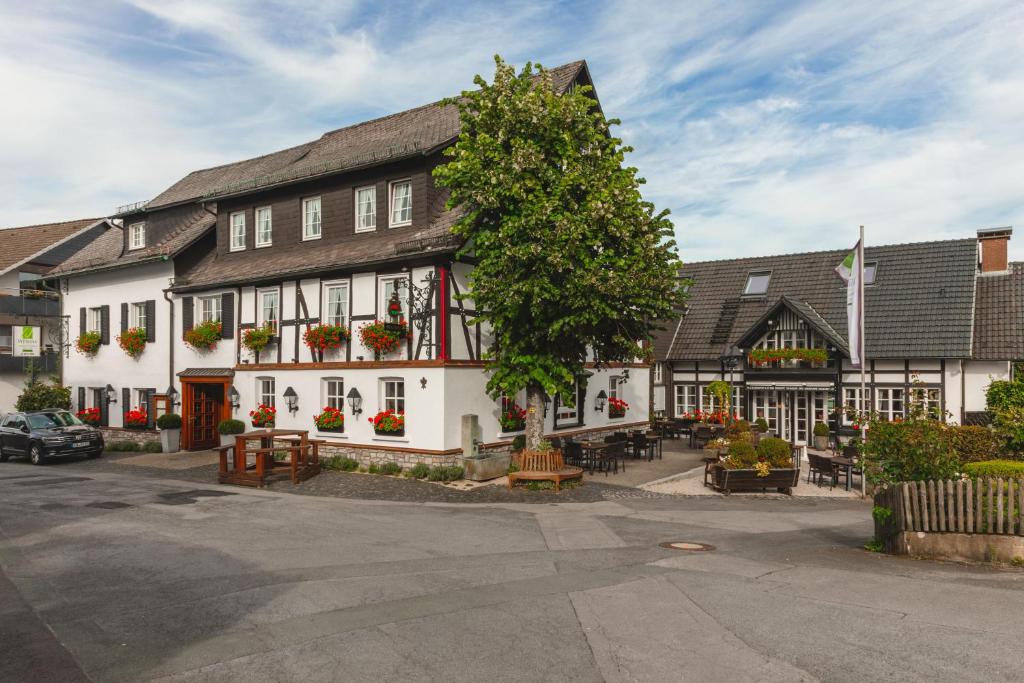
(875, 478, 1024, 537)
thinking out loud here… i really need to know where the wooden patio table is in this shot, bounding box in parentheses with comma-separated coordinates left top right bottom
(831, 455, 856, 491)
(217, 429, 321, 488)
(578, 441, 609, 474)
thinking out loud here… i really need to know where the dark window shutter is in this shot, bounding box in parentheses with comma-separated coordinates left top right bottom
(100, 305, 110, 345)
(145, 389, 156, 429)
(221, 293, 235, 339)
(78, 387, 85, 411)
(100, 394, 109, 427)
(122, 388, 131, 417)
(79, 308, 86, 335)
(145, 300, 156, 342)
(121, 303, 129, 334)
(181, 296, 194, 339)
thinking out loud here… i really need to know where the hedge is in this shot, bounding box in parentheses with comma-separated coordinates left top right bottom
(947, 425, 1003, 463)
(962, 460, 1024, 479)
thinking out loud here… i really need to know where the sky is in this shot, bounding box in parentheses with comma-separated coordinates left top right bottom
(1, 0, 1023, 263)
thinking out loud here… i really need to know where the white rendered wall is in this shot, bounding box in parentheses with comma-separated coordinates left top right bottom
(964, 360, 1011, 413)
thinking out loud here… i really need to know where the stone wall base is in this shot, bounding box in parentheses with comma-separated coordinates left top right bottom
(898, 531, 1024, 564)
(100, 427, 160, 445)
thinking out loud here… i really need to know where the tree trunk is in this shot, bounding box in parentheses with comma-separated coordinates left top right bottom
(526, 383, 545, 451)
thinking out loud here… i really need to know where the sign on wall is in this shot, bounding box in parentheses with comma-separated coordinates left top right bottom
(12, 325, 41, 357)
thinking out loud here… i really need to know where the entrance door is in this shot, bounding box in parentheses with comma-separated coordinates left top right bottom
(188, 383, 223, 450)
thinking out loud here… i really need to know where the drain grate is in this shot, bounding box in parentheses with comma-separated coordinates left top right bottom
(659, 541, 715, 552)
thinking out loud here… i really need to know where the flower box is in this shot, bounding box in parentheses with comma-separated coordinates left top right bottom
(711, 465, 800, 494)
(369, 409, 404, 436)
(374, 427, 405, 437)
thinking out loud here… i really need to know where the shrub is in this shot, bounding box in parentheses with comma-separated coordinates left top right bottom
(156, 413, 182, 430)
(427, 465, 464, 482)
(511, 435, 526, 452)
(367, 463, 380, 474)
(142, 441, 162, 453)
(106, 441, 141, 452)
(408, 463, 430, 479)
(861, 420, 959, 487)
(948, 425, 1003, 463)
(723, 440, 758, 469)
(813, 422, 830, 437)
(218, 419, 245, 435)
(756, 437, 793, 468)
(754, 418, 769, 431)
(706, 437, 731, 452)
(15, 381, 71, 411)
(723, 419, 751, 440)
(323, 456, 359, 472)
(378, 462, 402, 476)
(986, 379, 1024, 411)
(993, 405, 1024, 455)
(962, 460, 1024, 479)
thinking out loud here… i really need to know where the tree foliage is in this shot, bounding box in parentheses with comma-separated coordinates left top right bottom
(16, 380, 71, 412)
(434, 56, 684, 446)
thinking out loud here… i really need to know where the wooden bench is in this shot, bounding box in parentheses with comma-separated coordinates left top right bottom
(508, 450, 583, 491)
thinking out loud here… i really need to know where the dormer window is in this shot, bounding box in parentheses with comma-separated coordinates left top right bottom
(128, 222, 146, 250)
(743, 271, 771, 295)
(302, 197, 322, 241)
(355, 186, 376, 232)
(389, 180, 412, 227)
(229, 212, 246, 251)
(255, 206, 272, 247)
(864, 261, 877, 285)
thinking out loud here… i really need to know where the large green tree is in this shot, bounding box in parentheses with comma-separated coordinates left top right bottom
(434, 57, 684, 449)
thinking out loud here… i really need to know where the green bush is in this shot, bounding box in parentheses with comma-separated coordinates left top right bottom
(142, 441, 163, 453)
(15, 381, 71, 412)
(378, 462, 402, 476)
(106, 441, 141, 452)
(511, 435, 526, 452)
(156, 413, 182, 430)
(756, 437, 793, 468)
(367, 463, 380, 474)
(813, 422, 830, 437)
(408, 463, 430, 479)
(948, 425, 1003, 463)
(217, 419, 246, 435)
(986, 379, 1024, 411)
(427, 465, 465, 482)
(754, 417, 769, 431)
(323, 456, 359, 472)
(861, 420, 960, 486)
(723, 440, 758, 469)
(993, 405, 1024, 455)
(962, 460, 1024, 479)
(723, 419, 752, 440)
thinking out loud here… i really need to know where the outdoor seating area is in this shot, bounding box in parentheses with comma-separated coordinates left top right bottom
(805, 445, 863, 491)
(216, 429, 322, 488)
(552, 429, 663, 477)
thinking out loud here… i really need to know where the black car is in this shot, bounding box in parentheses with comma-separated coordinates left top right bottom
(0, 409, 104, 465)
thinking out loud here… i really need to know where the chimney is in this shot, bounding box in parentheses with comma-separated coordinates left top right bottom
(977, 227, 1012, 274)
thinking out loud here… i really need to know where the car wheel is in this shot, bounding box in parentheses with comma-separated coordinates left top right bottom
(87, 449, 102, 459)
(29, 444, 46, 466)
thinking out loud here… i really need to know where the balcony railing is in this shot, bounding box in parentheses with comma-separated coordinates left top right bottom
(0, 288, 60, 317)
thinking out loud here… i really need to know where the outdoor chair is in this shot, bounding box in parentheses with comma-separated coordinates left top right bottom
(564, 442, 584, 468)
(600, 441, 624, 475)
(613, 431, 629, 442)
(631, 433, 657, 461)
(693, 426, 715, 449)
(807, 453, 835, 487)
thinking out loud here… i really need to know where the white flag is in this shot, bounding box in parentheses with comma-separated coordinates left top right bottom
(834, 241, 863, 368)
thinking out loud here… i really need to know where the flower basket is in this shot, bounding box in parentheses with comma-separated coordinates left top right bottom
(242, 325, 275, 354)
(117, 327, 147, 358)
(249, 404, 276, 430)
(370, 409, 404, 436)
(75, 331, 102, 356)
(608, 397, 629, 419)
(498, 402, 527, 432)
(123, 408, 148, 429)
(747, 347, 828, 366)
(313, 406, 345, 433)
(185, 320, 222, 350)
(77, 408, 101, 425)
(303, 324, 350, 353)
(358, 320, 410, 359)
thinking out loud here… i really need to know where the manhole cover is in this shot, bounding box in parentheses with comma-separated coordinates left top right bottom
(659, 541, 715, 552)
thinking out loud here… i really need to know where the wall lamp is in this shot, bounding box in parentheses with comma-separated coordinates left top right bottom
(166, 385, 179, 408)
(347, 387, 363, 416)
(228, 386, 240, 409)
(594, 390, 607, 413)
(622, 369, 630, 383)
(283, 386, 299, 414)
(105, 384, 117, 405)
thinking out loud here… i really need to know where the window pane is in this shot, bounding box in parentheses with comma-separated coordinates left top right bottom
(744, 272, 770, 295)
(390, 181, 411, 225)
(304, 197, 321, 238)
(231, 213, 245, 249)
(256, 208, 272, 245)
(325, 285, 348, 326)
(356, 187, 376, 230)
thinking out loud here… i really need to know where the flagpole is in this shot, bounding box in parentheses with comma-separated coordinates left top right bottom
(859, 225, 867, 497)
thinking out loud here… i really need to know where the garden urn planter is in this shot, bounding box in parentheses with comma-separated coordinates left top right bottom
(160, 428, 181, 453)
(219, 434, 235, 448)
(462, 452, 512, 482)
(813, 435, 828, 450)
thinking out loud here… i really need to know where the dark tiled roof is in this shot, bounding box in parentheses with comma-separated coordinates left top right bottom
(177, 368, 234, 377)
(146, 61, 587, 210)
(0, 218, 101, 275)
(668, 238, 980, 361)
(52, 211, 216, 276)
(973, 263, 1024, 360)
(650, 320, 680, 360)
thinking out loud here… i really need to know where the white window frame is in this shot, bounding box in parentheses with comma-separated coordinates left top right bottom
(876, 387, 905, 422)
(653, 363, 663, 385)
(555, 379, 581, 424)
(197, 295, 222, 324)
(323, 377, 344, 411)
(128, 222, 146, 250)
(229, 212, 246, 251)
(88, 307, 102, 334)
(380, 377, 405, 414)
(743, 270, 771, 296)
(257, 376, 275, 408)
(302, 196, 322, 241)
(355, 185, 376, 233)
(388, 179, 412, 227)
(842, 387, 867, 424)
(255, 206, 273, 247)
(134, 389, 149, 413)
(674, 384, 697, 416)
(129, 302, 147, 330)
(609, 376, 623, 401)
(258, 288, 280, 334)
(732, 386, 744, 419)
(322, 280, 350, 327)
(378, 276, 409, 320)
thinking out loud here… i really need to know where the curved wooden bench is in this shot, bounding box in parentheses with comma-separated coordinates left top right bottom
(508, 450, 583, 491)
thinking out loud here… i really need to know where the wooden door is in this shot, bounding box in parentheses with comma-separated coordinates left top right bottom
(188, 384, 223, 450)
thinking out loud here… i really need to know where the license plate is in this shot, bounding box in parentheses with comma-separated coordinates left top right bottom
(72, 442, 89, 448)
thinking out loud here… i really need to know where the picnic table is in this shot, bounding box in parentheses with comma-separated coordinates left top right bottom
(217, 429, 322, 488)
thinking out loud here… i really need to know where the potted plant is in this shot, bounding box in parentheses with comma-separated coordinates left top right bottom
(75, 331, 102, 356)
(242, 324, 275, 357)
(249, 404, 276, 430)
(77, 407, 101, 425)
(812, 422, 830, 450)
(358, 320, 410, 359)
(157, 413, 182, 452)
(608, 397, 629, 419)
(303, 324, 350, 355)
(123, 407, 148, 430)
(498, 402, 526, 432)
(218, 418, 245, 447)
(313, 406, 345, 433)
(711, 437, 800, 494)
(117, 327, 148, 358)
(370, 409, 404, 436)
(185, 320, 222, 351)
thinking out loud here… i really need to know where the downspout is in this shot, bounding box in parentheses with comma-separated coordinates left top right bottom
(960, 359, 966, 424)
(163, 283, 175, 392)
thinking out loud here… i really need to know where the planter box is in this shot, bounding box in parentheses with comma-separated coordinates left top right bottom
(251, 422, 275, 430)
(160, 428, 180, 453)
(608, 409, 626, 419)
(374, 428, 404, 437)
(712, 466, 800, 494)
(462, 453, 512, 482)
(124, 424, 148, 431)
(813, 435, 829, 450)
(317, 426, 344, 434)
